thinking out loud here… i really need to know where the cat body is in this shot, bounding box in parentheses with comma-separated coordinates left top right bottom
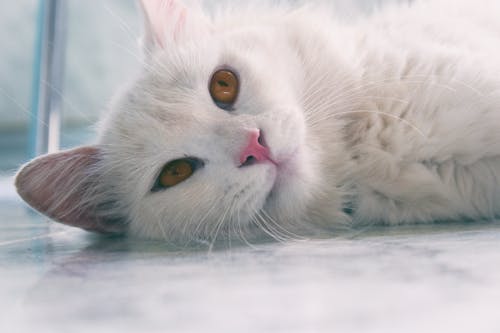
(304, 0, 500, 225)
(15, 0, 500, 242)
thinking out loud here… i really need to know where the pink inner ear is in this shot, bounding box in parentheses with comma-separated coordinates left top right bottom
(141, 0, 188, 47)
(15, 147, 123, 234)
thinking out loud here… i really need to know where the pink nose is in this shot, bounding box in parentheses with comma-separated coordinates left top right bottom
(239, 129, 271, 166)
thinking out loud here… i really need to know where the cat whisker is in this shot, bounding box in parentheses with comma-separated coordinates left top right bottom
(260, 209, 309, 241)
(302, 69, 356, 105)
(343, 222, 379, 240)
(108, 41, 172, 80)
(228, 200, 246, 249)
(40, 79, 95, 124)
(154, 209, 169, 243)
(235, 210, 250, 245)
(103, 9, 171, 78)
(177, 198, 218, 249)
(208, 198, 233, 251)
(305, 75, 422, 110)
(304, 71, 489, 119)
(183, 185, 212, 236)
(304, 94, 412, 123)
(259, 210, 307, 242)
(309, 109, 428, 139)
(249, 215, 272, 241)
(0, 230, 72, 247)
(0, 87, 40, 121)
(109, 40, 148, 68)
(340, 74, 466, 96)
(305, 74, 486, 119)
(2, 34, 145, 150)
(235, 207, 255, 248)
(257, 212, 291, 242)
(252, 210, 288, 243)
(103, 4, 176, 75)
(102, 4, 140, 45)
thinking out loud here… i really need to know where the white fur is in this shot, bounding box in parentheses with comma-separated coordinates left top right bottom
(19, 0, 500, 242)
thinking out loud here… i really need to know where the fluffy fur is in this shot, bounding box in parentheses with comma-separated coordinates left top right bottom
(15, 0, 500, 243)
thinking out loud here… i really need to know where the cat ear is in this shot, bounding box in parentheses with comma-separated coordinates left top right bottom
(139, 0, 210, 51)
(15, 146, 125, 234)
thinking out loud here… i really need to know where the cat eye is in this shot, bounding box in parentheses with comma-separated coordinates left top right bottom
(209, 69, 239, 109)
(152, 158, 204, 192)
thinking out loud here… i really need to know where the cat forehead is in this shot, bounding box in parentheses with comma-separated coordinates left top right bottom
(145, 24, 282, 71)
(118, 91, 204, 133)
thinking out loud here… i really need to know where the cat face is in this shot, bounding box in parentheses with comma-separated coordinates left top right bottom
(100, 1, 321, 240)
(15, 0, 321, 242)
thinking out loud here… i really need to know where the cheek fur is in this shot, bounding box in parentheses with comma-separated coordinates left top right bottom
(125, 161, 278, 241)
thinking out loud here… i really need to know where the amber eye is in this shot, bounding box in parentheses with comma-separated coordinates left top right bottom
(152, 158, 203, 192)
(209, 69, 239, 109)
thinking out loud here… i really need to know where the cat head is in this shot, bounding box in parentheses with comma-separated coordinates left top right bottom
(16, 0, 325, 242)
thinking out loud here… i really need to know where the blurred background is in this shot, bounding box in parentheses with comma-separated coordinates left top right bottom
(0, 0, 139, 177)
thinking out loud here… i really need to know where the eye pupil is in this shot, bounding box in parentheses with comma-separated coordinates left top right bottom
(172, 162, 190, 177)
(218, 80, 229, 87)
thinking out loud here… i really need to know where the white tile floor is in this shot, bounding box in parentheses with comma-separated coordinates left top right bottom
(2, 177, 500, 333)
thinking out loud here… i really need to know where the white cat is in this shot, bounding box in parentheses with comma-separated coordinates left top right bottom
(15, 0, 500, 242)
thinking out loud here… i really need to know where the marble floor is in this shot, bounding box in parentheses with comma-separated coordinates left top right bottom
(1, 176, 500, 333)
